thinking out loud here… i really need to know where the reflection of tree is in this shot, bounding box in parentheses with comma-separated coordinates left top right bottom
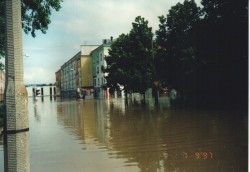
(107, 103, 248, 172)
(161, 110, 248, 172)
(0, 133, 3, 146)
(55, 99, 247, 172)
(107, 104, 164, 172)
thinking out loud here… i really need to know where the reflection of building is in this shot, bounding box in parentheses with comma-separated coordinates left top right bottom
(59, 45, 98, 99)
(91, 39, 112, 98)
(0, 70, 5, 101)
(56, 100, 100, 148)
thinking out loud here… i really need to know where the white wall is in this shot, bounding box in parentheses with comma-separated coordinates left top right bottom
(80, 45, 99, 55)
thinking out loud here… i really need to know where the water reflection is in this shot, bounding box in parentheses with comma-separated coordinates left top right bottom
(0, 97, 247, 172)
(56, 98, 247, 172)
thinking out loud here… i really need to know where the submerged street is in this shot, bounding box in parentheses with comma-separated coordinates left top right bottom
(0, 97, 248, 172)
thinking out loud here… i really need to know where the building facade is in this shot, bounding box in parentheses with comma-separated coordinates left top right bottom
(91, 39, 111, 98)
(59, 45, 98, 99)
(55, 40, 131, 100)
(79, 45, 98, 99)
(55, 69, 61, 97)
(61, 52, 79, 98)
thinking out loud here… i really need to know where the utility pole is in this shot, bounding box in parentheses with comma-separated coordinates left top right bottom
(3, 0, 30, 171)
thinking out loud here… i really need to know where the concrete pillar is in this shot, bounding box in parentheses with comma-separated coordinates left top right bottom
(4, 0, 30, 171)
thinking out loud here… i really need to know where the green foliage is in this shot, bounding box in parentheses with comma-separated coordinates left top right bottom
(0, 0, 63, 58)
(129, 16, 155, 94)
(197, 0, 248, 109)
(104, 16, 155, 95)
(105, 33, 131, 93)
(21, 0, 62, 37)
(154, 0, 247, 109)
(155, 0, 201, 105)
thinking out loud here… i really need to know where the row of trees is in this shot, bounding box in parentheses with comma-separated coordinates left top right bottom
(105, 0, 248, 109)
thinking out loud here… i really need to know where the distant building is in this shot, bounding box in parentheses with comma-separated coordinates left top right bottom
(55, 69, 61, 96)
(60, 45, 99, 99)
(0, 70, 5, 101)
(56, 38, 127, 100)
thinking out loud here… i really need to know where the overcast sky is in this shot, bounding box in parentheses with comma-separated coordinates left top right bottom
(22, 0, 200, 84)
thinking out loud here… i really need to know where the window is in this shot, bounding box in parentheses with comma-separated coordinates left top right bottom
(96, 66, 99, 74)
(97, 78, 99, 86)
(99, 53, 103, 61)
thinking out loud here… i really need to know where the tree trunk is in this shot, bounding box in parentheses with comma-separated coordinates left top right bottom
(154, 89, 159, 105)
(141, 93, 146, 105)
(125, 90, 128, 106)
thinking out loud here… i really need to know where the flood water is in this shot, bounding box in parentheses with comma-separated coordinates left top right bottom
(0, 97, 248, 172)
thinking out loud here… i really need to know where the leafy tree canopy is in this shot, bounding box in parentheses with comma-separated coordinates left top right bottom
(155, 0, 200, 90)
(198, 0, 248, 109)
(0, 0, 63, 58)
(105, 16, 155, 96)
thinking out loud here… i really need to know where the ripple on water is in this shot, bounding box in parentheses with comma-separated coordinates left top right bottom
(0, 98, 248, 172)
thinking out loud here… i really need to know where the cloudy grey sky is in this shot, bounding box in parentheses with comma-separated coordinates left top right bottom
(22, 0, 200, 84)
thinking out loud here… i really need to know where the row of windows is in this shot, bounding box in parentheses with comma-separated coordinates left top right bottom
(97, 53, 103, 62)
(96, 62, 107, 74)
(94, 77, 106, 87)
(60, 52, 107, 90)
(61, 81, 76, 90)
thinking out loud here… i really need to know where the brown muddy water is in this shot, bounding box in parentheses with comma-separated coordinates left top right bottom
(0, 97, 248, 172)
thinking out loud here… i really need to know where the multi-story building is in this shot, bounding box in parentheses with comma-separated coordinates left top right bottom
(60, 52, 78, 98)
(60, 45, 98, 99)
(91, 39, 112, 98)
(55, 69, 61, 96)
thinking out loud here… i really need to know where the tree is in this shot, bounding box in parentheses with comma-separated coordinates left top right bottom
(105, 33, 132, 97)
(197, 0, 248, 109)
(155, 0, 201, 107)
(0, 0, 63, 58)
(105, 16, 154, 104)
(154, 15, 168, 85)
(129, 16, 155, 101)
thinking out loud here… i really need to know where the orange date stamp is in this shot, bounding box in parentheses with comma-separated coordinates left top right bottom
(182, 152, 213, 160)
